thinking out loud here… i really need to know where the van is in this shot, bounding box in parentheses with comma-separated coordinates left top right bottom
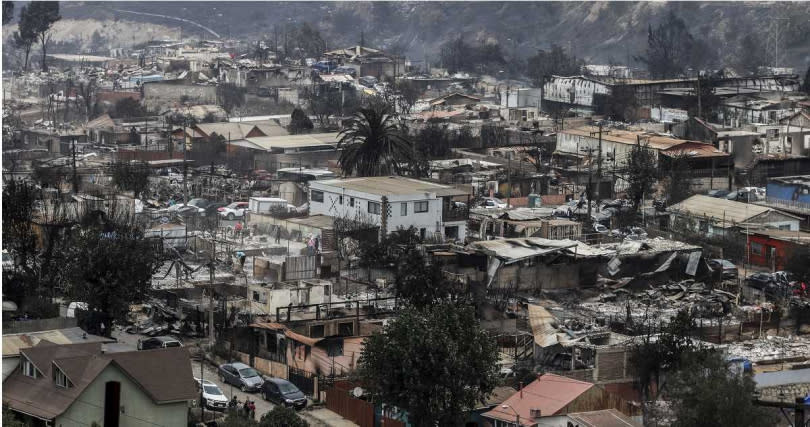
(249, 197, 292, 214)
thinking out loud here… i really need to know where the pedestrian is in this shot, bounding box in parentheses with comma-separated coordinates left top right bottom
(235, 221, 243, 236)
(275, 227, 281, 244)
(248, 399, 256, 419)
(242, 399, 250, 417)
(314, 235, 320, 254)
(307, 234, 314, 255)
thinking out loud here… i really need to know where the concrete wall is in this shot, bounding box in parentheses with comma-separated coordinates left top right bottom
(493, 260, 598, 291)
(143, 82, 217, 111)
(556, 132, 659, 168)
(57, 364, 189, 427)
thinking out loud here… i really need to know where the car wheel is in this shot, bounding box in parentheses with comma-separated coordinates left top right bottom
(227, 213, 235, 220)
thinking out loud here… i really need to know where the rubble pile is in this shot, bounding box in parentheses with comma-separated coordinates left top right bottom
(722, 335, 810, 362)
(582, 279, 738, 324)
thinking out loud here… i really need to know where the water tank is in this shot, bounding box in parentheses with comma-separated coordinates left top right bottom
(527, 194, 542, 208)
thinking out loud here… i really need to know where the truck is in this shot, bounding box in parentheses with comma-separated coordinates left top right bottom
(249, 197, 293, 214)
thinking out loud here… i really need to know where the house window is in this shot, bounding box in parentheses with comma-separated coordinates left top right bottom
(252, 291, 260, 302)
(327, 339, 344, 357)
(311, 190, 324, 203)
(310, 325, 325, 338)
(293, 342, 307, 361)
(698, 220, 709, 233)
(368, 201, 381, 215)
(338, 322, 354, 336)
(339, 195, 343, 205)
(21, 359, 37, 378)
(415, 201, 429, 213)
(751, 242, 764, 256)
(54, 367, 70, 388)
(778, 224, 791, 230)
(401, 203, 408, 216)
(349, 197, 355, 207)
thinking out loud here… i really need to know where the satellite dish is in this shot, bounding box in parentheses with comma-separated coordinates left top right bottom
(352, 387, 364, 398)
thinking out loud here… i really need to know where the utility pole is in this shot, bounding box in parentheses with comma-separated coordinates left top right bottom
(72, 138, 78, 194)
(696, 77, 702, 120)
(183, 117, 189, 204)
(591, 123, 604, 211)
(209, 235, 216, 343)
(199, 342, 205, 421)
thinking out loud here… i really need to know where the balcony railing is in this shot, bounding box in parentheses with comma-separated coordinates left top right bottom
(442, 205, 469, 222)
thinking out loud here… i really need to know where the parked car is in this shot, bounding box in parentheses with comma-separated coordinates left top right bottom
(479, 197, 509, 209)
(358, 76, 378, 88)
(196, 378, 229, 411)
(260, 377, 307, 410)
(219, 362, 263, 392)
(158, 167, 184, 184)
(708, 259, 739, 279)
(203, 202, 228, 217)
(137, 336, 182, 350)
(219, 202, 250, 220)
(707, 189, 730, 198)
(593, 223, 609, 234)
(746, 272, 774, 290)
(334, 66, 356, 77)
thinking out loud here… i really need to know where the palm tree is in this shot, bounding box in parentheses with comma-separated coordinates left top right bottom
(337, 103, 415, 176)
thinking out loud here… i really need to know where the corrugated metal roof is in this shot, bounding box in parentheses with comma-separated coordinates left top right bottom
(528, 305, 566, 348)
(470, 238, 611, 262)
(561, 126, 697, 151)
(245, 133, 338, 150)
(669, 195, 775, 226)
(482, 374, 594, 424)
(3, 327, 114, 357)
(567, 409, 642, 427)
(313, 176, 466, 197)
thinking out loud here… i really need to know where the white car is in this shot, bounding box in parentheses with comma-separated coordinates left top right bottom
(219, 201, 249, 220)
(593, 223, 609, 234)
(195, 378, 229, 411)
(480, 197, 510, 209)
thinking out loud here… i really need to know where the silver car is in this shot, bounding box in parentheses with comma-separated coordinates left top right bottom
(218, 362, 263, 392)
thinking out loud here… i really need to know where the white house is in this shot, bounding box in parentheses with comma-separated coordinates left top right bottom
(308, 176, 470, 242)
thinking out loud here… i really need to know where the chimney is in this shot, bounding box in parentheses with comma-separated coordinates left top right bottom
(519, 381, 523, 399)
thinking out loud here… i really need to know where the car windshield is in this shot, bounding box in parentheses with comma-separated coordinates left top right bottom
(721, 260, 735, 268)
(188, 199, 207, 207)
(164, 341, 181, 347)
(278, 382, 299, 394)
(239, 368, 260, 378)
(204, 385, 222, 395)
(226, 202, 240, 209)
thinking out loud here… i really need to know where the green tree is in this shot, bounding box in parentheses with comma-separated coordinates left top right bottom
(3, 406, 26, 427)
(2, 1, 13, 25)
(65, 218, 162, 336)
(287, 107, 313, 134)
(662, 152, 693, 205)
(111, 97, 148, 119)
(625, 142, 657, 212)
(630, 310, 701, 425)
(2, 180, 39, 271)
(358, 304, 498, 426)
(306, 89, 342, 129)
(259, 406, 309, 427)
(596, 85, 638, 122)
(217, 83, 246, 116)
(636, 11, 707, 79)
(784, 246, 810, 284)
(667, 351, 775, 427)
(394, 246, 463, 309)
(24, 1, 60, 72)
(394, 79, 421, 116)
(12, 4, 36, 71)
(527, 44, 581, 92)
(110, 161, 152, 199)
(736, 34, 767, 76)
(337, 103, 415, 176)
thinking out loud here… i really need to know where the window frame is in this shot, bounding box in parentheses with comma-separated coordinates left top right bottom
(414, 201, 429, 213)
(401, 203, 408, 216)
(22, 358, 37, 378)
(54, 366, 70, 388)
(311, 190, 324, 203)
(368, 201, 381, 215)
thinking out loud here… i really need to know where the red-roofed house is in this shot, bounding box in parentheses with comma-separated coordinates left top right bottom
(481, 374, 637, 427)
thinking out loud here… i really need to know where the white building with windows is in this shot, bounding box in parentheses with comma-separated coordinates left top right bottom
(308, 176, 469, 241)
